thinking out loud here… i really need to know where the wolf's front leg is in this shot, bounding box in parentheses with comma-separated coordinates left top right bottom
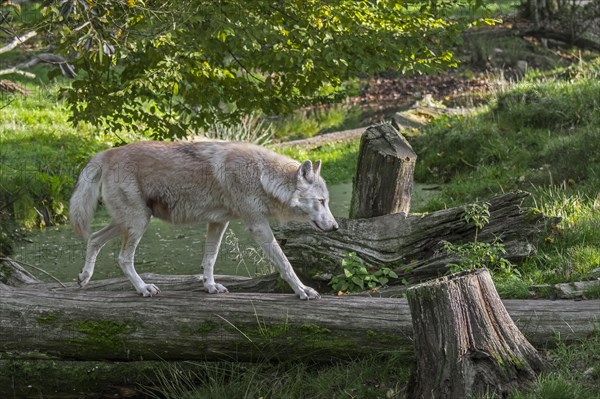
(202, 222, 229, 294)
(249, 222, 320, 300)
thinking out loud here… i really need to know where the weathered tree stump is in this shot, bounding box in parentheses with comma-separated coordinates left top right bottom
(406, 269, 546, 399)
(349, 124, 417, 218)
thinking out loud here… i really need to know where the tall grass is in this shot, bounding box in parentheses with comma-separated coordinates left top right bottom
(146, 335, 600, 399)
(147, 352, 412, 399)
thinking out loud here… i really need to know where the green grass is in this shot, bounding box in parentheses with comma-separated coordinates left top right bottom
(1, 85, 108, 230)
(148, 352, 412, 399)
(410, 65, 600, 286)
(509, 336, 600, 399)
(146, 334, 600, 399)
(270, 105, 363, 141)
(276, 140, 360, 184)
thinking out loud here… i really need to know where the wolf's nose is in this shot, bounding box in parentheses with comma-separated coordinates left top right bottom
(332, 223, 339, 231)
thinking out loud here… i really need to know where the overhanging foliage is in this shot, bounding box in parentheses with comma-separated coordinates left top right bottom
(45, 0, 489, 139)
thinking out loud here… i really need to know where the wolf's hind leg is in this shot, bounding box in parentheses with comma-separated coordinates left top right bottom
(202, 222, 229, 294)
(78, 223, 120, 287)
(118, 217, 159, 297)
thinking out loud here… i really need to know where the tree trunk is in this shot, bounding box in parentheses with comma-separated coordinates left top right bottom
(0, 274, 599, 363)
(349, 124, 417, 218)
(277, 191, 559, 283)
(406, 269, 546, 399)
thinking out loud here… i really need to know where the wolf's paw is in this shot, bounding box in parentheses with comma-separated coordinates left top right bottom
(137, 283, 161, 297)
(297, 286, 320, 300)
(204, 282, 229, 294)
(77, 271, 92, 288)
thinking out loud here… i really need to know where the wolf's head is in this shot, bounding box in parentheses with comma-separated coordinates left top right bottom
(290, 160, 339, 232)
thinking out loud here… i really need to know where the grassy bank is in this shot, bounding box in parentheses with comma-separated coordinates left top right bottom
(411, 60, 600, 289)
(0, 78, 109, 254)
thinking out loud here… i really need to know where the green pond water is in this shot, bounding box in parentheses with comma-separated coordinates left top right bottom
(13, 183, 438, 283)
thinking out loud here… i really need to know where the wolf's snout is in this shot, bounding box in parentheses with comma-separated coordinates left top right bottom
(313, 219, 339, 232)
(322, 220, 339, 232)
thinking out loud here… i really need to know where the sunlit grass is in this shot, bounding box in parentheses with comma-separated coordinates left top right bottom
(276, 140, 359, 184)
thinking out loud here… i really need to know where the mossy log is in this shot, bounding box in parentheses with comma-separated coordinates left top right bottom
(406, 269, 546, 398)
(1, 273, 599, 364)
(278, 191, 559, 283)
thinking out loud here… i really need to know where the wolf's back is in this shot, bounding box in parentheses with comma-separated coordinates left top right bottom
(69, 152, 105, 240)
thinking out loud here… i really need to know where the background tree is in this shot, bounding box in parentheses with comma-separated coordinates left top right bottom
(523, 0, 600, 44)
(45, 0, 489, 139)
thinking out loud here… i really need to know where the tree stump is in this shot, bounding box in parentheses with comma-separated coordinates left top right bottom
(405, 268, 546, 399)
(349, 124, 417, 218)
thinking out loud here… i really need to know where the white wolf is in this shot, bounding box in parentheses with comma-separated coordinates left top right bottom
(69, 141, 338, 300)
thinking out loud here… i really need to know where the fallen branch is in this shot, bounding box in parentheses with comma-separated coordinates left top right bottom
(0, 257, 66, 287)
(0, 67, 35, 78)
(0, 30, 36, 54)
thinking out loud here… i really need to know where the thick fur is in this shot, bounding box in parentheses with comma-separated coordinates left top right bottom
(69, 141, 338, 299)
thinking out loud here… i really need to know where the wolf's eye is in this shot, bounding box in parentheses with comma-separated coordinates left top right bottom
(319, 199, 326, 206)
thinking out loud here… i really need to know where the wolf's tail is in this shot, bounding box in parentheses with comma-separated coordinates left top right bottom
(69, 152, 105, 240)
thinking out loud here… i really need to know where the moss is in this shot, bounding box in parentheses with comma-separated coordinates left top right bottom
(69, 320, 136, 353)
(36, 311, 62, 325)
(180, 320, 217, 336)
(257, 322, 290, 338)
(226, 321, 358, 359)
(300, 323, 332, 335)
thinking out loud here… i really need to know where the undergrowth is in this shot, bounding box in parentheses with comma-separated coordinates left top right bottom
(147, 352, 412, 399)
(411, 63, 600, 287)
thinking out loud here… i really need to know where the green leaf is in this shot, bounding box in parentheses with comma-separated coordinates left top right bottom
(351, 276, 364, 289)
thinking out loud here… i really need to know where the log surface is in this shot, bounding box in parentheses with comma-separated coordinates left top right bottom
(0, 281, 598, 362)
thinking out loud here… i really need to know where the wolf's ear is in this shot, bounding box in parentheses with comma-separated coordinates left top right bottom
(313, 160, 322, 177)
(298, 160, 315, 184)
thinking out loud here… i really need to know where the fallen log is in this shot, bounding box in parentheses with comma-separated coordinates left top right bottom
(0, 279, 598, 363)
(277, 191, 559, 283)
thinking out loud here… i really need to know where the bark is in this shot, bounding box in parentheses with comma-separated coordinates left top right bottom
(0, 276, 598, 363)
(461, 26, 600, 52)
(349, 124, 417, 218)
(522, 29, 600, 52)
(406, 269, 546, 399)
(277, 191, 559, 283)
